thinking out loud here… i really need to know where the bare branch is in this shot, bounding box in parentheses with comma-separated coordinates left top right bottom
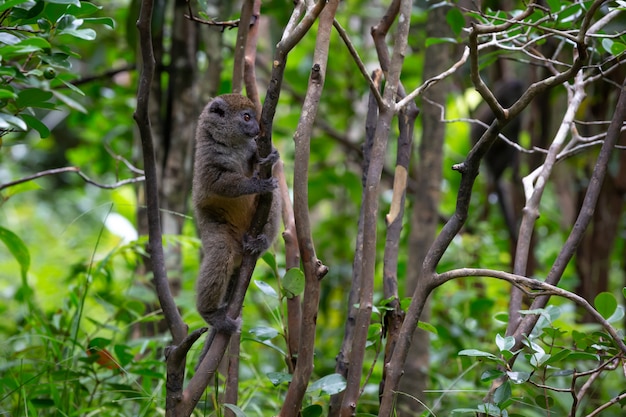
(278, 1, 338, 415)
(0, 166, 144, 192)
(396, 46, 470, 111)
(332, 19, 384, 108)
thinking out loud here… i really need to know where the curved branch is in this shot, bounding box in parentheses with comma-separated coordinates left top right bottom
(436, 268, 626, 354)
(0, 166, 144, 192)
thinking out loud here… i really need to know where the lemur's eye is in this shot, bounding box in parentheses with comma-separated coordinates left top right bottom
(243, 113, 251, 122)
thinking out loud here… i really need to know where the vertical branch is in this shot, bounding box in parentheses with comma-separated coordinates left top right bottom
(133, 0, 186, 345)
(244, 0, 262, 112)
(340, 0, 412, 415)
(278, 1, 338, 415)
(329, 69, 382, 417)
(232, 0, 254, 94)
(224, 330, 241, 417)
(134, 1, 188, 415)
(276, 161, 302, 370)
(380, 104, 417, 392)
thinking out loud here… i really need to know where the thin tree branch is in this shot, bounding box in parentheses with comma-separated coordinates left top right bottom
(276, 161, 301, 371)
(278, 1, 337, 415)
(232, 0, 253, 94)
(354, 0, 413, 414)
(0, 166, 144, 192)
(133, 1, 188, 415)
(332, 19, 384, 108)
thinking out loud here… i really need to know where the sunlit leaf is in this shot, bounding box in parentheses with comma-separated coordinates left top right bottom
(248, 326, 279, 340)
(306, 373, 346, 395)
(506, 371, 530, 384)
(0, 226, 30, 282)
(458, 349, 500, 361)
(47, 0, 81, 6)
(418, 321, 438, 335)
(266, 371, 292, 386)
(223, 404, 246, 417)
(594, 292, 617, 319)
(496, 334, 515, 352)
(254, 280, 278, 298)
(51, 90, 87, 113)
(282, 267, 304, 298)
(0, 113, 27, 131)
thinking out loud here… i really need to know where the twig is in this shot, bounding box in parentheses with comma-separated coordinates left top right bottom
(332, 19, 384, 108)
(0, 166, 144, 192)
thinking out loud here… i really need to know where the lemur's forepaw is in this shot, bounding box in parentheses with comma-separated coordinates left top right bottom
(243, 233, 271, 255)
(258, 147, 280, 167)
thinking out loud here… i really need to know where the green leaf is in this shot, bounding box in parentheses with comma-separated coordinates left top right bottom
(567, 352, 600, 361)
(46, 0, 81, 5)
(544, 348, 571, 366)
(0, 226, 30, 282)
(302, 404, 323, 417)
(506, 371, 530, 384)
(493, 380, 511, 404)
(0, 0, 30, 13)
(0, 32, 20, 45)
(260, 250, 277, 271)
(493, 311, 508, 323)
(425, 37, 457, 47)
(418, 321, 438, 335)
(83, 17, 116, 29)
(481, 369, 504, 382)
(446, 8, 465, 36)
(546, 0, 562, 12)
(496, 334, 515, 352)
(282, 267, 304, 298)
(2, 180, 41, 199)
(594, 292, 617, 319)
(16, 88, 53, 108)
(307, 373, 346, 395)
(60, 28, 97, 40)
(113, 344, 134, 367)
(0, 87, 17, 100)
(0, 113, 27, 131)
(68, 1, 102, 16)
(254, 280, 278, 298)
(266, 371, 292, 386)
(20, 114, 50, 138)
(458, 349, 500, 361)
(51, 90, 87, 113)
(248, 326, 279, 340)
(223, 404, 246, 417)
